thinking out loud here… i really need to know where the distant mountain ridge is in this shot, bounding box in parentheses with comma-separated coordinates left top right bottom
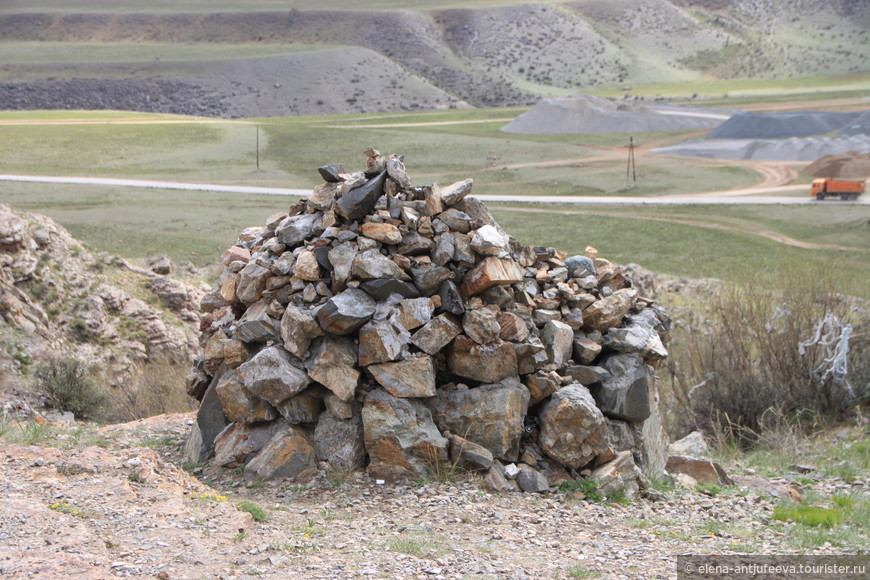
(0, 0, 866, 117)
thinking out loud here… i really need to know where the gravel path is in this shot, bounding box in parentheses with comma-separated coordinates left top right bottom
(0, 413, 866, 579)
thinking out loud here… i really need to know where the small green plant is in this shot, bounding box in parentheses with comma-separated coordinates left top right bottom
(565, 566, 602, 579)
(233, 531, 248, 543)
(388, 537, 425, 556)
(773, 504, 844, 527)
(237, 500, 268, 522)
(558, 478, 603, 502)
(14, 420, 55, 444)
(605, 486, 632, 506)
(34, 357, 105, 421)
(190, 492, 228, 503)
(49, 501, 85, 517)
(128, 472, 142, 483)
(695, 482, 723, 496)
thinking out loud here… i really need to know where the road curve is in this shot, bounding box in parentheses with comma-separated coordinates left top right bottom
(0, 174, 867, 205)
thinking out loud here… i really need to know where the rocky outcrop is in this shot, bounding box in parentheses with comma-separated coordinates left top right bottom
(0, 204, 201, 400)
(188, 151, 671, 493)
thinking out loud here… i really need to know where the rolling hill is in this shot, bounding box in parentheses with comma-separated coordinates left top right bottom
(0, 0, 867, 117)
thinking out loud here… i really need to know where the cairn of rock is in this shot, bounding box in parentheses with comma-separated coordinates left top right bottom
(186, 149, 670, 495)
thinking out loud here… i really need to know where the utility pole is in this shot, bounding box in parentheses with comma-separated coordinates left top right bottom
(256, 125, 260, 170)
(626, 136, 637, 187)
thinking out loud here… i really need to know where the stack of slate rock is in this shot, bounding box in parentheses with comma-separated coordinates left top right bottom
(185, 149, 670, 495)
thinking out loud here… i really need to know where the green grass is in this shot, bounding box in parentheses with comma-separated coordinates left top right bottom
(236, 500, 269, 522)
(774, 504, 844, 527)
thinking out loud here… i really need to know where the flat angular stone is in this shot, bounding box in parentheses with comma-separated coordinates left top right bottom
(368, 356, 436, 398)
(235, 262, 271, 305)
(222, 246, 251, 267)
(335, 171, 387, 222)
(305, 336, 359, 402)
(583, 288, 638, 332)
(358, 319, 406, 366)
(471, 225, 510, 256)
(276, 212, 321, 247)
(591, 353, 653, 422)
(308, 182, 342, 211)
(360, 222, 402, 244)
(573, 336, 602, 365)
(422, 184, 443, 216)
(316, 288, 376, 335)
(440, 178, 474, 206)
(215, 369, 277, 425)
(386, 156, 411, 189)
(463, 307, 501, 345)
(411, 313, 462, 355)
(293, 249, 322, 281)
(514, 339, 549, 375)
(461, 257, 524, 297)
(244, 427, 317, 481)
(398, 232, 435, 255)
(538, 384, 609, 470)
(411, 265, 454, 296)
(351, 249, 410, 281)
(237, 346, 310, 406)
(448, 434, 494, 472)
(603, 323, 668, 361)
(276, 385, 326, 424)
(362, 389, 448, 481)
(666, 455, 732, 486)
(541, 320, 573, 366)
(318, 163, 346, 183)
(428, 378, 529, 462)
(590, 450, 641, 498)
(233, 300, 280, 343)
(437, 208, 472, 233)
(561, 365, 611, 386)
(566, 255, 597, 278)
(438, 280, 465, 315)
(203, 329, 250, 374)
(314, 411, 366, 471)
(525, 370, 561, 406)
(324, 392, 355, 420)
(447, 335, 518, 384)
(486, 462, 520, 492)
(280, 304, 323, 358)
(213, 421, 287, 468)
(432, 233, 455, 266)
(516, 465, 550, 493)
(498, 311, 530, 342)
(193, 375, 228, 460)
(396, 297, 434, 330)
(359, 279, 421, 301)
(669, 431, 709, 457)
(328, 242, 357, 284)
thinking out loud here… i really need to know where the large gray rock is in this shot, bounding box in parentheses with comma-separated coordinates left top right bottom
(448, 433, 494, 472)
(233, 299, 280, 343)
(516, 465, 550, 493)
(440, 178, 474, 206)
(410, 265, 454, 296)
(314, 411, 366, 471)
(305, 336, 359, 402)
(316, 288, 376, 335)
(463, 307, 501, 345)
(327, 242, 357, 284)
(213, 420, 288, 468)
(280, 304, 323, 358)
(235, 262, 271, 305)
(237, 346, 311, 407)
(359, 279, 421, 301)
(603, 323, 668, 361)
(437, 208, 472, 233)
(190, 374, 228, 461)
(582, 288, 637, 332)
(362, 389, 448, 481)
(351, 249, 410, 281)
(276, 212, 321, 247)
(541, 320, 573, 366)
(447, 336, 518, 384)
(396, 297, 434, 331)
(592, 353, 653, 423)
(470, 225, 510, 256)
(428, 378, 529, 462)
(538, 384, 609, 470)
(368, 356, 436, 398)
(244, 427, 318, 481)
(590, 450, 641, 498)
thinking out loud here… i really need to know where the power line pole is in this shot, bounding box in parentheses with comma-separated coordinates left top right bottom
(256, 125, 260, 170)
(626, 136, 636, 187)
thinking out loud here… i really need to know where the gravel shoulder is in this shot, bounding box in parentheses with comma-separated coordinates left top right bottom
(1, 413, 866, 579)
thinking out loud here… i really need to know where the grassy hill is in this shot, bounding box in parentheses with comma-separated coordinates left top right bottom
(0, 0, 867, 117)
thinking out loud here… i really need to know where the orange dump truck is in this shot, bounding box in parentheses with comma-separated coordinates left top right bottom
(810, 178, 865, 200)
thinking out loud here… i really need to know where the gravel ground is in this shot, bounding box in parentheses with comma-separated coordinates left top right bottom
(0, 412, 867, 579)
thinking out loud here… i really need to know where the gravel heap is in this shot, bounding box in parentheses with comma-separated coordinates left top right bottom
(185, 150, 671, 495)
(708, 110, 862, 139)
(652, 134, 870, 161)
(501, 94, 732, 134)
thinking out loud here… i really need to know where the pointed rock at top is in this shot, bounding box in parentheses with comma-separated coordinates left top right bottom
(335, 171, 387, 222)
(318, 163, 346, 183)
(440, 178, 474, 206)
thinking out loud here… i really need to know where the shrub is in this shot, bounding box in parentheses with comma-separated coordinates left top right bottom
(665, 265, 870, 445)
(34, 357, 105, 420)
(103, 358, 197, 422)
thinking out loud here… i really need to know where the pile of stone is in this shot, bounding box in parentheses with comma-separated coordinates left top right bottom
(185, 150, 670, 495)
